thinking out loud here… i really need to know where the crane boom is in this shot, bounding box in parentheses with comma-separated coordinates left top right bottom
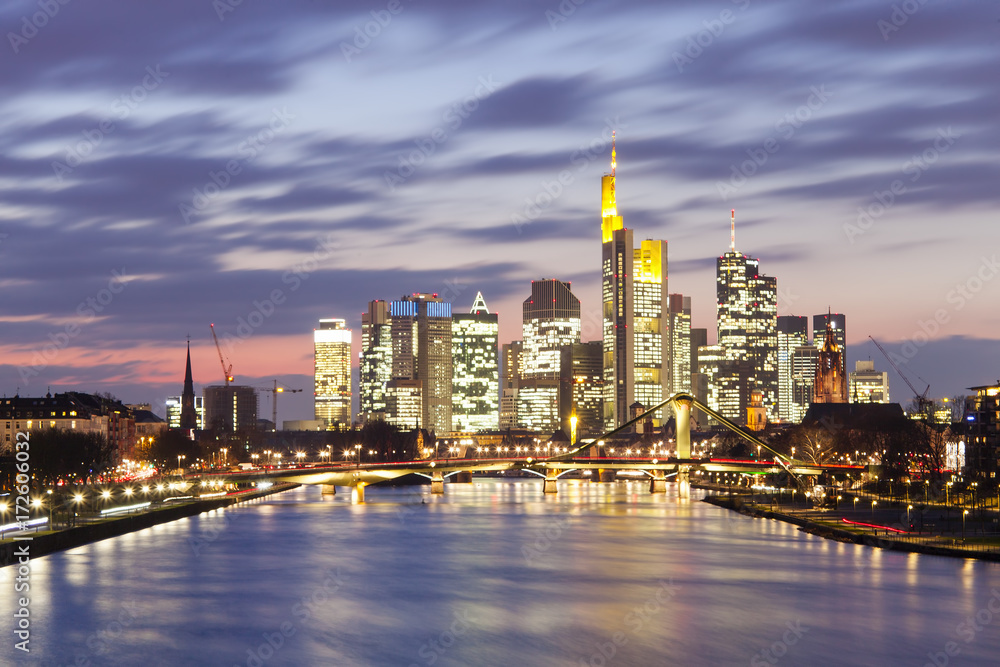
(210, 323, 234, 387)
(263, 379, 302, 430)
(869, 335, 930, 413)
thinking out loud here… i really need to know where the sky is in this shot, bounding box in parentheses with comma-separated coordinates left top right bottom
(1, 0, 998, 423)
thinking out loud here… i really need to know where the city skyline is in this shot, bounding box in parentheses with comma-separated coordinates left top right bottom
(1, 1, 998, 423)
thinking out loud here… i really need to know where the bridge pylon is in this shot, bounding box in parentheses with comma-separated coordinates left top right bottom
(649, 471, 666, 494)
(431, 471, 445, 494)
(543, 469, 558, 494)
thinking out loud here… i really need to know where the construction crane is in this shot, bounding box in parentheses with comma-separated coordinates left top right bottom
(261, 380, 302, 431)
(869, 335, 931, 417)
(209, 324, 234, 387)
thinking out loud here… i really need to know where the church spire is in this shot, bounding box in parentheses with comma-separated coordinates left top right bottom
(179, 338, 197, 430)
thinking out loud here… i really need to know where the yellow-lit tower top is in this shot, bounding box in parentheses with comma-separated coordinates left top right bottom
(601, 131, 623, 243)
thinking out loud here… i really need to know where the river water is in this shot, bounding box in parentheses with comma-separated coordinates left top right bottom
(2, 479, 999, 666)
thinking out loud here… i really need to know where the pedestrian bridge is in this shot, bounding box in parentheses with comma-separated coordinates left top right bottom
(190, 393, 862, 501)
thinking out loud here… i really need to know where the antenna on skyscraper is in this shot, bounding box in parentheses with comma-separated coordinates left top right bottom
(730, 209, 736, 251)
(611, 130, 616, 177)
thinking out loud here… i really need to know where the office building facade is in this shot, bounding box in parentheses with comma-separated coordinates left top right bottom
(314, 318, 352, 429)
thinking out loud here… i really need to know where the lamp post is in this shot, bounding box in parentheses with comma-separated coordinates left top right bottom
(924, 480, 929, 503)
(871, 500, 877, 520)
(177, 454, 186, 473)
(963, 509, 969, 540)
(946, 481, 952, 506)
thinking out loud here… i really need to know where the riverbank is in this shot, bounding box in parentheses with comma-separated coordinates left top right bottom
(0, 482, 299, 566)
(703, 494, 1000, 562)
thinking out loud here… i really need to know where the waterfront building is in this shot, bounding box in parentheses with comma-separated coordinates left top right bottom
(452, 292, 499, 432)
(849, 360, 890, 404)
(314, 318, 352, 429)
(965, 383, 999, 482)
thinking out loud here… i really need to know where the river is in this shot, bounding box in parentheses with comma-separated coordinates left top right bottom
(2, 479, 999, 666)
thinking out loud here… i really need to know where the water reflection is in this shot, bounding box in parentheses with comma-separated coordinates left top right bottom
(0, 480, 998, 666)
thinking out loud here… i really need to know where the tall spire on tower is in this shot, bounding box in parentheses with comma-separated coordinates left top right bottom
(611, 130, 616, 177)
(730, 209, 736, 252)
(179, 338, 197, 430)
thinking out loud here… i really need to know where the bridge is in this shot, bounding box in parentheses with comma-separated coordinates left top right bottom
(186, 393, 863, 501)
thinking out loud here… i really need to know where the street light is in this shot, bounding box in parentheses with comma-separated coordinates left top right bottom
(946, 481, 952, 506)
(963, 509, 969, 539)
(871, 500, 877, 519)
(177, 454, 186, 472)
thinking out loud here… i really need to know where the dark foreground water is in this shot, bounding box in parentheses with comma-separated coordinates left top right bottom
(2, 479, 1000, 666)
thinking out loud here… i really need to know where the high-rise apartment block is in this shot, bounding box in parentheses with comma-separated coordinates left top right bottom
(314, 318, 352, 429)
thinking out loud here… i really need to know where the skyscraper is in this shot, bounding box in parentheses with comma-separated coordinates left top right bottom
(777, 316, 808, 422)
(359, 294, 453, 433)
(390, 294, 453, 433)
(518, 279, 580, 433)
(715, 211, 778, 422)
(601, 135, 668, 428)
(203, 385, 257, 433)
(314, 318, 352, 429)
(452, 292, 499, 432)
(499, 341, 523, 430)
(633, 239, 668, 415)
(790, 345, 818, 420)
(813, 312, 847, 378)
(360, 300, 392, 421)
(667, 294, 692, 395)
(568, 341, 604, 438)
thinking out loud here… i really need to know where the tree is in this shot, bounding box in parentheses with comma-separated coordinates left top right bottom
(25, 429, 115, 487)
(149, 430, 201, 471)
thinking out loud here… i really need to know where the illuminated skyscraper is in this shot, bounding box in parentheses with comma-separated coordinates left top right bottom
(314, 318, 352, 429)
(601, 136, 668, 428)
(389, 294, 453, 433)
(790, 345, 818, 420)
(715, 211, 778, 422)
(568, 341, 604, 438)
(633, 239, 668, 416)
(452, 292, 499, 432)
(777, 316, 808, 422)
(500, 341, 523, 430)
(518, 279, 580, 433)
(667, 294, 692, 395)
(360, 294, 453, 433)
(360, 300, 391, 421)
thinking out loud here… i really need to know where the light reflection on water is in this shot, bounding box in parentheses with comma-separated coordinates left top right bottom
(1, 479, 999, 666)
